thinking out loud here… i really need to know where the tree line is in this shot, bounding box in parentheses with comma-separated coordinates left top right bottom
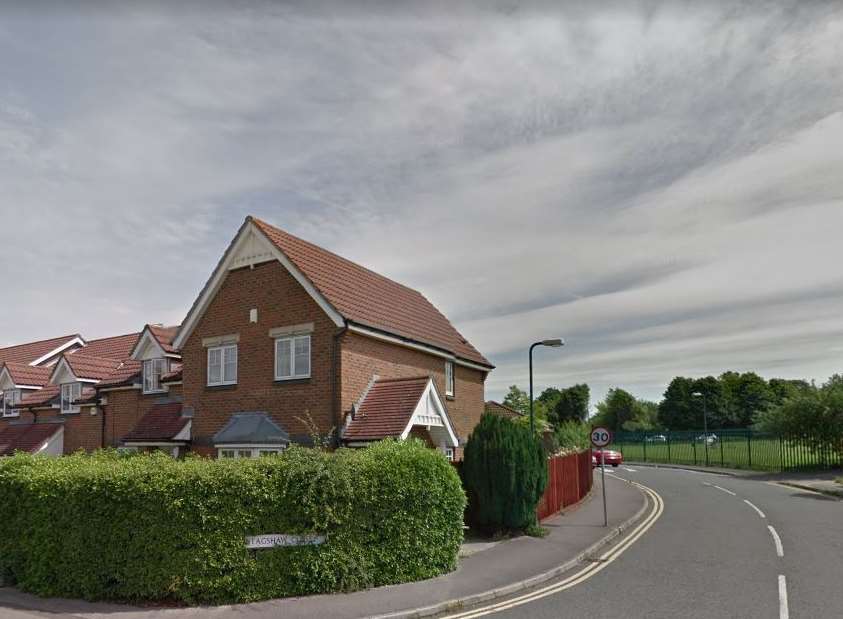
(501, 371, 819, 433)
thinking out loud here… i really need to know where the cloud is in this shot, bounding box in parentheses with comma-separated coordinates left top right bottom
(1, 2, 842, 407)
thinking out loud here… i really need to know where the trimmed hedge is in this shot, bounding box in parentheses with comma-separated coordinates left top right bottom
(0, 439, 465, 604)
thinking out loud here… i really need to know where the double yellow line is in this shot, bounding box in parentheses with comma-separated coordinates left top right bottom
(440, 479, 665, 619)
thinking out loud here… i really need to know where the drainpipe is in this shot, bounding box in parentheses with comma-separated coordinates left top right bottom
(331, 323, 349, 448)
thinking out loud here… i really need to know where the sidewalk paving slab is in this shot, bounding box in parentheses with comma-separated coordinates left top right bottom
(0, 475, 646, 619)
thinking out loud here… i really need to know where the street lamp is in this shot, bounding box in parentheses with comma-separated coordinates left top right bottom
(529, 339, 565, 433)
(692, 391, 710, 466)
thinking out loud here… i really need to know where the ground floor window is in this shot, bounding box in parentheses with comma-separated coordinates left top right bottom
(218, 446, 285, 459)
(444, 447, 455, 461)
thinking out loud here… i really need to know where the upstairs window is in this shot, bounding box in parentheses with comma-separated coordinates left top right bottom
(275, 335, 311, 380)
(61, 383, 81, 414)
(208, 345, 238, 386)
(2, 389, 21, 417)
(143, 358, 168, 394)
(445, 361, 455, 397)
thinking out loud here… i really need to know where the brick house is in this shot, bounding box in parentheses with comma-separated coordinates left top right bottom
(173, 216, 493, 460)
(0, 216, 493, 460)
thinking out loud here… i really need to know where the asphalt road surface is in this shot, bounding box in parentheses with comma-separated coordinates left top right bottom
(441, 466, 843, 619)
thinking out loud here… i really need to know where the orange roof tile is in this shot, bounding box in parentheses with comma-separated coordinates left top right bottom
(343, 376, 430, 441)
(0, 334, 82, 366)
(252, 218, 491, 367)
(1, 362, 52, 387)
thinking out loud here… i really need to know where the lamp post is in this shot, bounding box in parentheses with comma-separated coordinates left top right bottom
(529, 339, 565, 433)
(692, 391, 709, 466)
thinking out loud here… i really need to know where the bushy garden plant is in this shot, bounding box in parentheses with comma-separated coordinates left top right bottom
(462, 413, 547, 533)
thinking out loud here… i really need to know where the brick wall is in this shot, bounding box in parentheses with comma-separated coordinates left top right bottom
(181, 261, 339, 449)
(101, 384, 183, 447)
(339, 332, 487, 450)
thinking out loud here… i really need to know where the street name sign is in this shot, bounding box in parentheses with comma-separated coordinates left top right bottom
(245, 534, 326, 549)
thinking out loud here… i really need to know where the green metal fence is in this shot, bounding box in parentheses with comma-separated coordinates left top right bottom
(613, 429, 843, 472)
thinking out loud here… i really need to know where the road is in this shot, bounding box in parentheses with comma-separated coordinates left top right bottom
(440, 466, 843, 619)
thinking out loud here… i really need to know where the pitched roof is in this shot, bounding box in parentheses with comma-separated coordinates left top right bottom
(251, 218, 491, 368)
(19, 385, 60, 408)
(213, 412, 290, 445)
(123, 402, 190, 442)
(161, 364, 183, 383)
(1, 362, 52, 387)
(96, 360, 143, 389)
(0, 334, 82, 366)
(75, 332, 140, 360)
(148, 325, 180, 354)
(484, 400, 524, 419)
(0, 423, 62, 456)
(343, 376, 430, 441)
(63, 354, 124, 381)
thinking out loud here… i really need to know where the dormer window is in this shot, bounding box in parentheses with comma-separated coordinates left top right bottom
(61, 383, 81, 414)
(2, 389, 20, 417)
(143, 358, 168, 394)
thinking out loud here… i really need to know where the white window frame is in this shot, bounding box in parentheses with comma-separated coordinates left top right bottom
(2, 389, 21, 417)
(61, 383, 81, 414)
(207, 344, 238, 386)
(445, 361, 455, 397)
(444, 447, 455, 462)
(274, 334, 311, 381)
(143, 358, 168, 394)
(217, 446, 285, 459)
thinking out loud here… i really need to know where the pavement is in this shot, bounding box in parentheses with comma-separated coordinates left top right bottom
(0, 474, 646, 619)
(440, 465, 843, 619)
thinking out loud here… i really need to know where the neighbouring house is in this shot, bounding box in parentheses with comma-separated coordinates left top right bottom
(484, 400, 525, 419)
(0, 215, 493, 460)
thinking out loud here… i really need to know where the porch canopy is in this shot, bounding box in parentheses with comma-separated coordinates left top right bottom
(342, 376, 458, 451)
(213, 412, 290, 454)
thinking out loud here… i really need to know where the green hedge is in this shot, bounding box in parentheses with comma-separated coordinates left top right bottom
(0, 439, 465, 604)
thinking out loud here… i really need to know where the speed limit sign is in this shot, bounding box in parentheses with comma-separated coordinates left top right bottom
(591, 427, 612, 448)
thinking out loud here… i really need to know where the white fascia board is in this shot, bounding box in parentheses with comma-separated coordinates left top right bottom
(29, 336, 87, 367)
(0, 367, 14, 390)
(173, 420, 191, 442)
(173, 219, 344, 351)
(130, 327, 167, 361)
(15, 385, 44, 391)
(48, 357, 77, 386)
(347, 324, 492, 373)
(123, 441, 187, 447)
(399, 379, 459, 447)
(215, 443, 287, 449)
(98, 385, 140, 393)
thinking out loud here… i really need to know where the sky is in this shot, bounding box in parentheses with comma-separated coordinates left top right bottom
(2, 1, 843, 406)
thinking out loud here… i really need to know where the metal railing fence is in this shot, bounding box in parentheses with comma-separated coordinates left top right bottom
(613, 429, 843, 472)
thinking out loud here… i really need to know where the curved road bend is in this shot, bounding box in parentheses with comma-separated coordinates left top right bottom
(439, 467, 843, 619)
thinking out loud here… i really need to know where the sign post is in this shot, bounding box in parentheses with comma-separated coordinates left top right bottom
(591, 426, 613, 527)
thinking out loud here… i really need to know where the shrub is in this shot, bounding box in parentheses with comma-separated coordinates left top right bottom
(462, 413, 547, 533)
(555, 421, 590, 452)
(0, 439, 464, 604)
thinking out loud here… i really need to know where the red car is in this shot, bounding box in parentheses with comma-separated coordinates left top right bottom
(592, 449, 623, 467)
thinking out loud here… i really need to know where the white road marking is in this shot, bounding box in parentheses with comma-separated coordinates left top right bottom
(778, 575, 789, 619)
(622, 467, 637, 472)
(743, 499, 766, 519)
(435, 480, 665, 619)
(768, 525, 784, 557)
(713, 484, 737, 496)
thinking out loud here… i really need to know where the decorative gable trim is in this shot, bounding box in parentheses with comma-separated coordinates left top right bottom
(172, 218, 344, 351)
(130, 326, 168, 361)
(399, 379, 459, 447)
(48, 357, 96, 386)
(29, 336, 87, 367)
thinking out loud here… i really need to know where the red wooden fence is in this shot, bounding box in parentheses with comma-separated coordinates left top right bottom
(535, 449, 593, 521)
